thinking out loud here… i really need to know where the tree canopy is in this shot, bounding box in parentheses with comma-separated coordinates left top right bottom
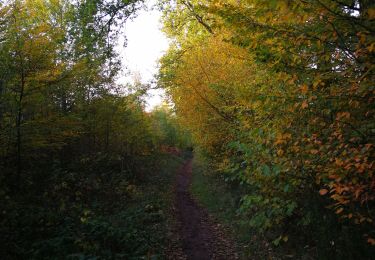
(159, 0, 375, 253)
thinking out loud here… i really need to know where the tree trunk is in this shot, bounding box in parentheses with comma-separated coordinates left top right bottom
(16, 61, 25, 181)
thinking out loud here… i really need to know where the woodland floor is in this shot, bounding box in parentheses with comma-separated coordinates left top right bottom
(168, 159, 239, 260)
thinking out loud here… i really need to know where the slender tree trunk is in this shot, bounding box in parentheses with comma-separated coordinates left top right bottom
(0, 80, 3, 123)
(359, 0, 375, 14)
(16, 62, 25, 180)
(105, 119, 110, 152)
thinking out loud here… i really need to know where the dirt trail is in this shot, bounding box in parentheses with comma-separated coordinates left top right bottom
(173, 159, 238, 260)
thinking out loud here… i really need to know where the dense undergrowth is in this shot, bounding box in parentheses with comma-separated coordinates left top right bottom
(1, 154, 184, 259)
(191, 157, 375, 259)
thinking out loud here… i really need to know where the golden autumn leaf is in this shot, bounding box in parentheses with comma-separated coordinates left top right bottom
(319, 189, 328, 195)
(368, 8, 375, 19)
(336, 112, 350, 120)
(336, 208, 344, 214)
(300, 84, 308, 94)
(283, 133, 292, 139)
(368, 42, 375, 53)
(335, 158, 344, 166)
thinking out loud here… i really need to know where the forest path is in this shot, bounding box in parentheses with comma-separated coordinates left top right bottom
(171, 159, 238, 260)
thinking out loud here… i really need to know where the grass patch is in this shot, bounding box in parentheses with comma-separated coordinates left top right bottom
(190, 158, 280, 259)
(190, 158, 253, 258)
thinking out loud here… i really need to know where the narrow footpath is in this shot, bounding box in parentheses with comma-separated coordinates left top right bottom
(172, 159, 238, 260)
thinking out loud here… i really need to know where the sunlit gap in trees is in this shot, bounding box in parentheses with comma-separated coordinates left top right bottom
(116, 0, 170, 112)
